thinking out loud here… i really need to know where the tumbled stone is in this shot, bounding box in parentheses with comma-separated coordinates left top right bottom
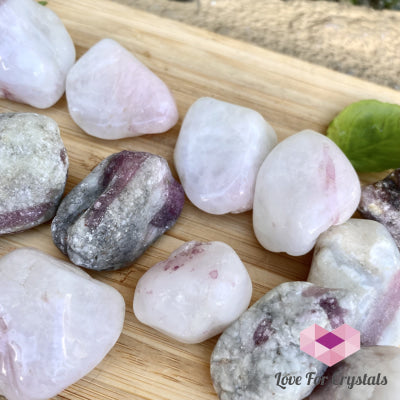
(52, 150, 185, 271)
(359, 169, 400, 248)
(253, 130, 361, 256)
(0, 248, 125, 400)
(134, 241, 252, 344)
(0, 113, 68, 234)
(309, 346, 400, 400)
(0, 0, 75, 108)
(174, 97, 277, 214)
(66, 38, 178, 139)
(308, 218, 400, 346)
(210, 281, 359, 400)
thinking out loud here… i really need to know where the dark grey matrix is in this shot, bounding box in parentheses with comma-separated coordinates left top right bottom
(0, 113, 68, 234)
(210, 282, 358, 400)
(51, 150, 185, 271)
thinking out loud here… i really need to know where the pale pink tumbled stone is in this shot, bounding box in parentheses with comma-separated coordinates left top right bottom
(133, 241, 252, 344)
(174, 97, 277, 214)
(253, 130, 361, 256)
(66, 38, 178, 140)
(0, 248, 125, 400)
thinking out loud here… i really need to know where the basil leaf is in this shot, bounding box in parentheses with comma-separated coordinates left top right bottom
(327, 99, 400, 172)
(38, 1, 48, 5)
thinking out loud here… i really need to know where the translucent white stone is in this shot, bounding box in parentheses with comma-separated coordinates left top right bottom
(310, 346, 400, 400)
(308, 219, 400, 346)
(133, 241, 252, 344)
(174, 97, 277, 214)
(253, 130, 360, 256)
(0, 248, 125, 400)
(66, 38, 179, 140)
(0, 0, 75, 108)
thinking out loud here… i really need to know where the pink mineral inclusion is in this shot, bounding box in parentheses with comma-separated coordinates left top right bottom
(209, 270, 218, 279)
(85, 152, 148, 228)
(362, 270, 400, 345)
(0, 202, 52, 231)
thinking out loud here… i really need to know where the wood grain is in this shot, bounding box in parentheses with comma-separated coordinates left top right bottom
(1, 0, 400, 399)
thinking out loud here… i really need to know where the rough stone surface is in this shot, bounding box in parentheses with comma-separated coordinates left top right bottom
(253, 130, 361, 256)
(52, 150, 185, 271)
(174, 97, 277, 214)
(134, 241, 252, 344)
(0, 0, 75, 108)
(359, 169, 400, 248)
(310, 346, 400, 400)
(0, 248, 125, 400)
(210, 281, 359, 400)
(66, 38, 178, 139)
(0, 113, 68, 234)
(308, 218, 400, 346)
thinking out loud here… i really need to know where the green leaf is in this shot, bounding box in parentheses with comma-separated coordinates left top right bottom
(327, 99, 400, 172)
(38, 1, 48, 5)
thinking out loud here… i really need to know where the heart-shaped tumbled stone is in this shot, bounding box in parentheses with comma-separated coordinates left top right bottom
(66, 38, 178, 139)
(0, 248, 125, 400)
(308, 219, 400, 346)
(253, 130, 360, 256)
(134, 241, 252, 344)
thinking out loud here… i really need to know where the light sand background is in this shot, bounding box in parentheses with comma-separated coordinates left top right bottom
(114, 0, 400, 90)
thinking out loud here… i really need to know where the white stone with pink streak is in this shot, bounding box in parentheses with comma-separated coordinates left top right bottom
(253, 130, 361, 256)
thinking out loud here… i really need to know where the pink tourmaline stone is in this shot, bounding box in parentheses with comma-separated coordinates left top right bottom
(0, 0, 75, 108)
(66, 38, 178, 139)
(174, 97, 277, 214)
(253, 130, 361, 256)
(133, 241, 252, 344)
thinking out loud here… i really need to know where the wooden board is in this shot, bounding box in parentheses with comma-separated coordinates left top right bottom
(1, 1, 400, 399)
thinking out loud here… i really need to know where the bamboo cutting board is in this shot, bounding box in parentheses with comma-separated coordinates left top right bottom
(1, 1, 400, 399)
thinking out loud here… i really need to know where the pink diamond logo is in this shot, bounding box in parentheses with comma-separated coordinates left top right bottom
(300, 324, 360, 366)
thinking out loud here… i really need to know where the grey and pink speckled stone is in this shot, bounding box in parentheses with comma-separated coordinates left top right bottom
(359, 169, 400, 248)
(0, 113, 68, 234)
(308, 219, 400, 346)
(51, 151, 185, 271)
(210, 281, 359, 400)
